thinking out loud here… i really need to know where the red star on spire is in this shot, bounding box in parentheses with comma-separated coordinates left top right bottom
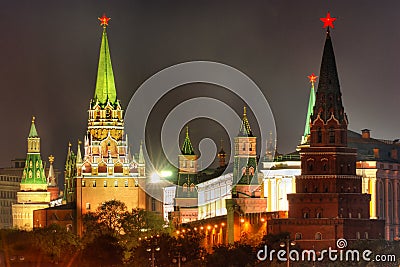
(320, 12, 336, 29)
(308, 73, 318, 85)
(98, 14, 111, 28)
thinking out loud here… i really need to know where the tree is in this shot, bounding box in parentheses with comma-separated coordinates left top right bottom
(82, 200, 169, 263)
(130, 231, 205, 267)
(206, 242, 255, 267)
(33, 224, 79, 263)
(80, 234, 124, 267)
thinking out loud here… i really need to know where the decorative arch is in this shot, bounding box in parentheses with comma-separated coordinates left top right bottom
(98, 162, 107, 173)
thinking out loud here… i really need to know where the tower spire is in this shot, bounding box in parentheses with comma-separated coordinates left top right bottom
(138, 140, 144, 164)
(94, 14, 117, 106)
(301, 74, 317, 144)
(181, 126, 195, 155)
(76, 140, 83, 164)
(312, 12, 346, 125)
(47, 155, 57, 187)
(21, 117, 47, 187)
(239, 106, 253, 137)
(29, 116, 38, 138)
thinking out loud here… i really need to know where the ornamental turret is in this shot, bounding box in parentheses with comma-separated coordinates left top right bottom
(20, 117, 47, 191)
(233, 107, 257, 186)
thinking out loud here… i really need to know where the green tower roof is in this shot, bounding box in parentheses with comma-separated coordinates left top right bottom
(181, 126, 195, 155)
(94, 20, 117, 106)
(21, 118, 46, 185)
(302, 80, 316, 143)
(238, 106, 253, 137)
(29, 117, 38, 137)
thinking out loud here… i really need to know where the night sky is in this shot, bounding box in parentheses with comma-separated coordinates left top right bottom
(1, 1, 400, 174)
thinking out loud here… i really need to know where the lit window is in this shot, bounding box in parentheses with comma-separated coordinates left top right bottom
(114, 180, 118, 187)
(82, 180, 86, 187)
(103, 181, 107, 187)
(86, 203, 91, 210)
(124, 180, 128, 187)
(93, 180, 96, 187)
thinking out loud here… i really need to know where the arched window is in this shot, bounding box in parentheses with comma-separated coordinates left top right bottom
(308, 163, 313, 172)
(249, 167, 255, 175)
(323, 163, 327, 171)
(303, 212, 309, 219)
(329, 127, 335, 143)
(295, 233, 302, 240)
(315, 232, 322, 240)
(183, 183, 188, 192)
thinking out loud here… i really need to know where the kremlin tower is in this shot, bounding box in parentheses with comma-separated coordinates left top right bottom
(74, 15, 146, 235)
(270, 13, 384, 249)
(12, 117, 51, 230)
(232, 107, 260, 197)
(174, 126, 199, 224)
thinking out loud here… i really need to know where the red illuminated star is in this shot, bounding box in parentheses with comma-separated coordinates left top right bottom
(308, 73, 318, 84)
(98, 14, 111, 27)
(320, 12, 336, 28)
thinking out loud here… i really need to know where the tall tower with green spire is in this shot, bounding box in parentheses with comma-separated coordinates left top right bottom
(301, 73, 317, 145)
(174, 126, 199, 224)
(177, 126, 198, 192)
(75, 15, 146, 236)
(232, 107, 259, 197)
(12, 117, 51, 230)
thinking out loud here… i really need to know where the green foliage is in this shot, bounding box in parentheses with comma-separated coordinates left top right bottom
(82, 200, 169, 264)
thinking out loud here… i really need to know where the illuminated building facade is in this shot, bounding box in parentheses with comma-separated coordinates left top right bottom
(0, 160, 22, 229)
